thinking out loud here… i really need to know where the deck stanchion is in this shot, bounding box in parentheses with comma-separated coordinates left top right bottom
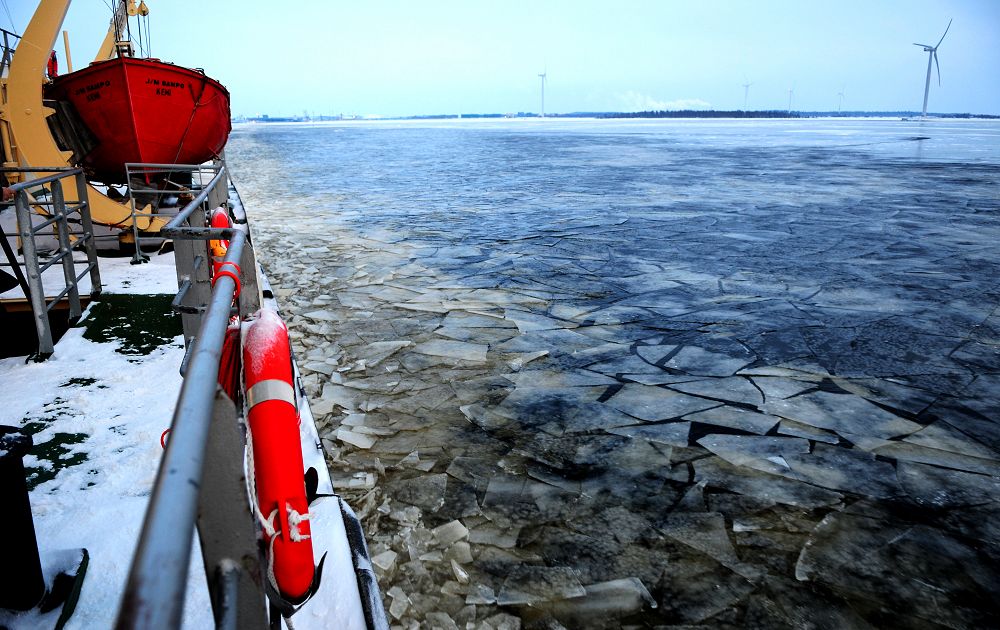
(0, 427, 45, 610)
(51, 179, 82, 320)
(75, 170, 102, 296)
(197, 390, 268, 630)
(14, 190, 54, 356)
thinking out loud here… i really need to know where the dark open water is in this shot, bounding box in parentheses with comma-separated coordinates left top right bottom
(228, 118, 1000, 629)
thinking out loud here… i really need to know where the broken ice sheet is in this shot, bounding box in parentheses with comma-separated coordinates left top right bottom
(765, 390, 922, 439)
(302, 310, 339, 322)
(432, 520, 469, 547)
(459, 403, 513, 432)
(697, 435, 809, 477)
(445, 456, 499, 493)
(354, 340, 412, 367)
(465, 583, 497, 605)
(389, 473, 448, 511)
(607, 421, 691, 447)
(411, 339, 488, 362)
(469, 523, 522, 549)
(604, 384, 719, 421)
(503, 308, 575, 332)
(656, 552, 755, 624)
(832, 376, 939, 415)
(901, 421, 999, 460)
(897, 461, 1000, 508)
(504, 350, 549, 371)
(540, 577, 657, 621)
(782, 442, 904, 498)
(371, 549, 398, 574)
(744, 576, 871, 629)
(494, 385, 608, 420)
(504, 368, 617, 389)
(320, 383, 359, 411)
(496, 566, 585, 606)
(435, 324, 517, 344)
(658, 512, 759, 580)
(442, 310, 510, 328)
(749, 375, 816, 401)
(699, 435, 904, 498)
(542, 401, 644, 435)
(585, 354, 665, 376)
(695, 456, 843, 509)
(335, 427, 376, 449)
(684, 406, 780, 435)
(872, 441, 1000, 476)
(669, 376, 764, 407)
(664, 345, 755, 377)
(776, 418, 840, 444)
(795, 506, 999, 628)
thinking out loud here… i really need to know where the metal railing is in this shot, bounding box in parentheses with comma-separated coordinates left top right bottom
(1, 167, 102, 357)
(124, 162, 225, 265)
(115, 164, 268, 629)
(1, 28, 18, 76)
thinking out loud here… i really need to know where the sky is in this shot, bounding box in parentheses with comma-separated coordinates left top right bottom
(6, 0, 1000, 116)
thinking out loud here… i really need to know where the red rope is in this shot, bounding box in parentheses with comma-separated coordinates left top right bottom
(217, 324, 242, 401)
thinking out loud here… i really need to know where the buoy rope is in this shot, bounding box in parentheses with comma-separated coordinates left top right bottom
(212, 261, 241, 297)
(245, 426, 311, 599)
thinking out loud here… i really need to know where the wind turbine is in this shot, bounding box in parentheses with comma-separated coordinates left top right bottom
(538, 69, 547, 118)
(787, 82, 795, 112)
(837, 85, 845, 113)
(742, 76, 753, 110)
(914, 19, 952, 118)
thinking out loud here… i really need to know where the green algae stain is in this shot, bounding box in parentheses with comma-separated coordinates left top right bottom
(60, 377, 98, 387)
(23, 430, 88, 490)
(80, 294, 181, 356)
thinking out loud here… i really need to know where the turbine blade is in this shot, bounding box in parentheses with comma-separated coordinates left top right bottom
(936, 18, 952, 48)
(934, 50, 941, 86)
(913, 42, 931, 48)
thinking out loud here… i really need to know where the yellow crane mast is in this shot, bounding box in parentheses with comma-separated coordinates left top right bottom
(1, 0, 157, 230)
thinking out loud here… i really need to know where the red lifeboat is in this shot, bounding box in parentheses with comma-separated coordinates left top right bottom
(45, 56, 231, 183)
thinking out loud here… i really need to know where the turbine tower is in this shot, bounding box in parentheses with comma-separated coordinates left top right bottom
(914, 19, 952, 118)
(538, 70, 547, 118)
(742, 77, 753, 110)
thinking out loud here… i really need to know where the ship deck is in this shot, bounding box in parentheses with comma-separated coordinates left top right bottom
(0, 189, 369, 629)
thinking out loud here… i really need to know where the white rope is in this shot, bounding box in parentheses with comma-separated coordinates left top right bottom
(245, 425, 311, 601)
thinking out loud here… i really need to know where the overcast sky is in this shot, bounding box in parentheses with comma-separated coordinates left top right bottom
(8, 0, 1000, 116)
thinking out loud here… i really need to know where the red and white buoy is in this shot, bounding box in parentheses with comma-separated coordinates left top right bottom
(208, 207, 231, 277)
(242, 309, 316, 602)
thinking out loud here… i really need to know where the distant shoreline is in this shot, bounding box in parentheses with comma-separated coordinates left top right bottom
(600, 109, 1000, 120)
(236, 110, 1000, 123)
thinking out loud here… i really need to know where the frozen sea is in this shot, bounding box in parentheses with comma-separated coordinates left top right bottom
(228, 118, 1000, 629)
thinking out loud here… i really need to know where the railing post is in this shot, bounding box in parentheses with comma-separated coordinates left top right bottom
(14, 191, 54, 356)
(208, 161, 228, 211)
(116, 234, 247, 629)
(75, 171, 102, 296)
(197, 390, 268, 630)
(126, 165, 148, 265)
(173, 213, 213, 345)
(51, 179, 82, 320)
(238, 239, 261, 315)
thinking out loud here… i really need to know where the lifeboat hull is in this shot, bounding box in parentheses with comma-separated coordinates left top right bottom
(46, 56, 231, 183)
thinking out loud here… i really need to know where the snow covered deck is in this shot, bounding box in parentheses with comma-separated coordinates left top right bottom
(0, 251, 210, 628)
